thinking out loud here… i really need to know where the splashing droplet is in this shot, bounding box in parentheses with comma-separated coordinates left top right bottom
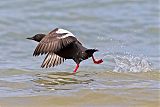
(113, 55, 152, 72)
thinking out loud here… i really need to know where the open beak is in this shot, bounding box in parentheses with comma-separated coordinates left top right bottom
(26, 37, 33, 40)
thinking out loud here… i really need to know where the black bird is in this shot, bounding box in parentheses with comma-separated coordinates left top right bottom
(27, 28, 103, 73)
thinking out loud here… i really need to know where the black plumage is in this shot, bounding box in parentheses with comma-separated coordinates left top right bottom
(27, 28, 103, 73)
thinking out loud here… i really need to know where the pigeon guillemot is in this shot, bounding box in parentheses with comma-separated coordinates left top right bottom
(27, 28, 103, 73)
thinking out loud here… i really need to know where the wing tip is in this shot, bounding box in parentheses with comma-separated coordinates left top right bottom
(40, 53, 65, 69)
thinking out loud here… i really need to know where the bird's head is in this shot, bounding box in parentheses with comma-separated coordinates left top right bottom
(26, 34, 46, 42)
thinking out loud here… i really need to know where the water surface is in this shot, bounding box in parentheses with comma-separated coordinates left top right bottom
(0, 0, 159, 107)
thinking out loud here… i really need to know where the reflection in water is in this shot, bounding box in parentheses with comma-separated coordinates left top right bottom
(33, 72, 94, 91)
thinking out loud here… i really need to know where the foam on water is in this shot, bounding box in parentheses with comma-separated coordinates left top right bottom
(113, 55, 152, 72)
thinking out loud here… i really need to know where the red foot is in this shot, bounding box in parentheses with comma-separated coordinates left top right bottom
(94, 59, 103, 64)
(92, 56, 103, 64)
(73, 64, 79, 73)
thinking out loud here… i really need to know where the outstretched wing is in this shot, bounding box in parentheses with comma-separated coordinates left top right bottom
(33, 28, 78, 56)
(41, 52, 65, 68)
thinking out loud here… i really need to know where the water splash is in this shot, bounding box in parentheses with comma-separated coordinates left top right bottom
(113, 55, 152, 72)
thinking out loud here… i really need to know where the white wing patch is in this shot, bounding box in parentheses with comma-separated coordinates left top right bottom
(56, 28, 75, 39)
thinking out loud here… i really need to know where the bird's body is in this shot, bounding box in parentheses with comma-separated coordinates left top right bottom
(56, 41, 86, 59)
(27, 28, 103, 73)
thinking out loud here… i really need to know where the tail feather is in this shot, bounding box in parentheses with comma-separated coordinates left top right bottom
(85, 49, 98, 56)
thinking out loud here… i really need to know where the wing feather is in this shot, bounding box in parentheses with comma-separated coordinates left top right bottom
(41, 53, 65, 68)
(33, 32, 78, 56)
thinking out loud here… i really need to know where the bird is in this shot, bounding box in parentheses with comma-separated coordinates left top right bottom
(27, 28, 103, 73)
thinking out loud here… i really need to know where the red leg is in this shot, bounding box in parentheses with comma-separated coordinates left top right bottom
(73, 64, 79, 73)
(92, 56, 103, 64)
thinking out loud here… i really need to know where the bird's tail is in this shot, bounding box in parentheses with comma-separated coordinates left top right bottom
(85, 49, 98, 56)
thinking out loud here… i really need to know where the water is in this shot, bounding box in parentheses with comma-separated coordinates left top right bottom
(0, 0, 159, 107)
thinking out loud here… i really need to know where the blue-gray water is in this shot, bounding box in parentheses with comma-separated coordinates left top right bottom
(0, 0, 159, 107)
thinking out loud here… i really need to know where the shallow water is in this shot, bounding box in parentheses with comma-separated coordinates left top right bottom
(0, 0, 159, 107)
(0, 69, 159, 107)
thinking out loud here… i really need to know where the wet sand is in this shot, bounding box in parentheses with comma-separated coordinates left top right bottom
(0, 71, 159, 107)
(0, 88, 159, 107)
